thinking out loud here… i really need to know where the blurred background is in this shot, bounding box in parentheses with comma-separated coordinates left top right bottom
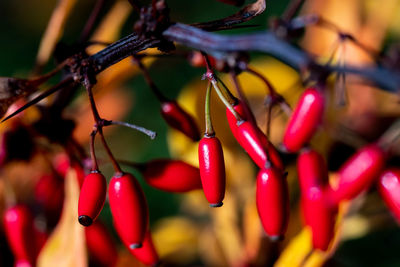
(1, 0, 400, 266)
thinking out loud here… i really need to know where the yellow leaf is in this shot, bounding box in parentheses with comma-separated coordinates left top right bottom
(37, 169, 87, 267)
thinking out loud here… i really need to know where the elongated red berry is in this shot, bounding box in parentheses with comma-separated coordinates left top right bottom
(328, 144, 386, 204)
(378, 169, 400, 223)
(129, 230, 160, 266)
(161, 100, 200, 141)
(34, 173, 64, 226)
(140, 159, 202, 192)
(3, 205, 36, 265)
(198, 136, 226, 207)
(297, 149, 328, 191)
(85, 221, 118, 267)
(302, 186, 336, 251)
(78, 171, 107, 226)
(109, 173, 148, 249)
(297, 149, 335, 251)
(256, 166, 289, 240)
(283, 87, 325, 153)
(226, 101, 284, 170)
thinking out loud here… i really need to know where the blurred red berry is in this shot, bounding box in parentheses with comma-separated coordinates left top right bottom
(283, 88, 325, 153)
(256, 166, 289, 240)
(161, 100, 200, 141)
(140, 159, 202, 192)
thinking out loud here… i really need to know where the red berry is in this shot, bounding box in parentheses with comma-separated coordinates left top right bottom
(328, 144, 386, 204)
(129, 230, 159, 266)
(297, 149, 335, 251)
(256, 166, 289, 240)
(188, 51, 217, 68)
(301, 187, 336, 251)
(226, 101, 284, 170)
(141, 159, 202, 192)
(34, 173, 64, 226)
(161, 100, 200, 141)
(109, 173, 148, 249)
(378, 169, 400, 223)
(78, 171, 107, 226)
(283, 88, 325, 153)
(198, 136, 226, 207)
(297, 149, 328, 191)
(3, 205, 36, 265)
(85, 221, 118, 267)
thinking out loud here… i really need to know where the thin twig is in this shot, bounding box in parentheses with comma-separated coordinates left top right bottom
(108, 120, 157, 139)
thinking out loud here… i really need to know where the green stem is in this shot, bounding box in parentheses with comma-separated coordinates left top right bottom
(204, 82, 214, 136)
(210, 79, 242, 122)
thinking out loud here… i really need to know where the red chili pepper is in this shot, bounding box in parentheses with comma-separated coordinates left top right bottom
(78, 171, 107, 226)
(283, 87, 325, 153)
(161, 100, 200, 141)
(328, 144, 386, 204)
(226, 101, 284, 170)
(109, 173, 148, 249)
(3, 205, 36, 265)
(129, 230, 160, 266)
(297, 149, 336, 251)
(140, 159, 202, 192)
(378, 169, 400, 223)
(85, 221, 118, 267)
(256, 166, 289, 240)
(198, 136, 226, 207)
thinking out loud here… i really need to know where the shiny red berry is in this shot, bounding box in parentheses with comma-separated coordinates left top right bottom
(85, 221, 118, 267)
(78, 171, 107, 226)
(129, 230, 160, 266)
(3, 205, 36, 265)
(140, 159, 202, 192)
(328, 144, 386, 204)
(109, 173, 148, 249)
(161, 100, 200, 141)
(297, 149, 328, 191)
(301, 186, 336, 251)
(256, 166, 289, 240)
(226, 101, 284, 170)
(198, 136, 226, 207)
(297, 149, 335, 251)
(378, 169, 400, 223)
(283, 87, 325, 153)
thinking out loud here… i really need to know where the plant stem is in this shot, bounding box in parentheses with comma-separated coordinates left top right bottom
(204, 82, 214, 136)
(108, 120, 157, 139)
(89, 130, 99, 171)
(134, 58, 168, 102)
(80, 0, 106, 43)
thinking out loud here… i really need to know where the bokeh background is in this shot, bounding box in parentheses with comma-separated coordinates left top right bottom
(1, 0, 400, 266)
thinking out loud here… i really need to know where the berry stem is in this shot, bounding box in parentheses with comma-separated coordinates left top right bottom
(229, 72, 254, 122)
(98, 127, 122, 173)
(204, 82, 215, 136)
(90, 129, 99, 171)
(79, 0, 106, 43)
(201, 52, 242, 122)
